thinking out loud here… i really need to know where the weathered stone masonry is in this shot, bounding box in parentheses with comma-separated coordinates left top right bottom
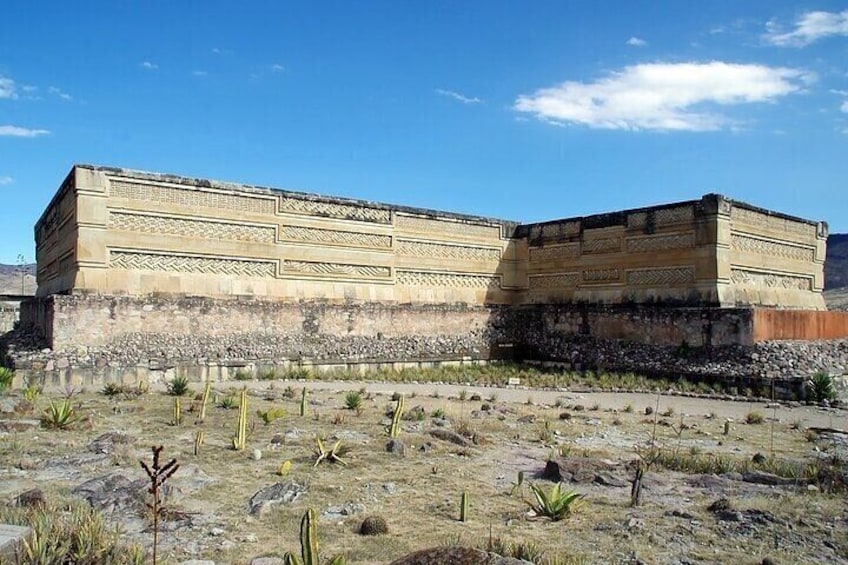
(7, 164, 848, 390)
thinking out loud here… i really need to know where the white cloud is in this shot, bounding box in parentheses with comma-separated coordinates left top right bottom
(192, 70, 208, 77)
(0, 125, 51, 137)
(626, 37, 647, 47)
(0, 76, 17, 99)
(271, 63, 285, 73)
(514, 61, 812, 132)
(0, 176, 13, 185)
(841, 100, 848, 113)
(48, 86, 72, 101)
(764, 10, 848, 46)
(141, 61, 159, 70)
(435, 89, 482, 104)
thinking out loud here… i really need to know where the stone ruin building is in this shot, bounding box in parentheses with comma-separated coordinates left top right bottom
(6, 164, 848, 397)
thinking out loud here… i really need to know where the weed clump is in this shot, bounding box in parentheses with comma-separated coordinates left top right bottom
(166, 375, 190, 396)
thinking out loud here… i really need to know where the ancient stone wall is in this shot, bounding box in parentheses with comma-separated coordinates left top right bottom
(0, 303, 18, 334)
(35, 166, 520, 305)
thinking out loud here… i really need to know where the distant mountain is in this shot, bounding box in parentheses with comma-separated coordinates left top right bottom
(825, 233, 848, 290)
(0, 263, 36, 296)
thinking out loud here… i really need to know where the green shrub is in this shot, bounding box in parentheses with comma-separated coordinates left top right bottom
(744, 411, 764, 425)
(0, 367, 14, 391)
(233, 369, 252, 381)
(344, 390, 363, 412)
(166, 375, 190, 396)
(807, 372, 837, 403)
(257, 407, 286, 425)
(526, 482, 584, 521)
(41, 399, 81, 430)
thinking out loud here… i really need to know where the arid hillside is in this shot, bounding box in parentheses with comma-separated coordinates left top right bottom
(0, 263, 35, 296)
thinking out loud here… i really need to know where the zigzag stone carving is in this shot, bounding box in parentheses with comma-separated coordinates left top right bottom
(280, 225, 391, 248)
(110, 180, 275, 215)
(109, 211, 276, 243)
(395, 215, 501, 240)
(730, 233, 815, 262)
(583, 268, 621, 282)
(283, 260, 390, 279)
(279, 197, 391, 224)
(627, 233, 695, 253)
(582, 237, 622, 254)
(730, 206, 817, 239)
(626, 266, 695, 286)
(529, 243, 580, 263)
(396, 270, 501, 288)
(528, 273, 579, 289)
(110, 250, 276, 278)
(730, 269, 812, 291)
(654, 206, 694, 225)
(396, 239, 501, 262)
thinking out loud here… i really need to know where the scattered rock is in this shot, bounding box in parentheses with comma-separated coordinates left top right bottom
(249, 481, 308, 516)
(386, 439, 405, 456)
(741, 471, 798, 486)
(252, 449, 262, 461)
(13, 488, 45, 508)
(72, 472, 146, 515)
(594, 473, 628, 488)
(0, 419, 39, 433)
(429, 429, 470, 447)
(323, 502, 365, 520)
(250, 558, 285, 565)
(388, 547, 532, 565)
(88, 432, 135, 454)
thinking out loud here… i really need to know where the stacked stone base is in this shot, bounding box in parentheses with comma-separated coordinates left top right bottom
(2, 294, 848, 399)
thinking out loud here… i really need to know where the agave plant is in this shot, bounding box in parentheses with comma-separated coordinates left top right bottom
(313, 437, 347, 467)
(807, 372, 837, 403)
(41, 399, 81, 430)
(0, 366, 14, 391)
(526, 482, 584, 521)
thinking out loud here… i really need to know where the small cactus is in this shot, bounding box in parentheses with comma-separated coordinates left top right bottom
(173, 397, 182, 426)
(278, 460, 292, 476)
(358, 515, 388, 536)
(459, 490, 469, 522)
(194, 430, 205, 456)
(300, 387, 308, 417)
(232, 389, 248, 451)
(388, 394, 404, 438)
(199, 382, 211, 422)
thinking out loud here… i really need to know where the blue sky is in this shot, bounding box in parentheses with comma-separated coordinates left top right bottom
(1, 1, 847, 264)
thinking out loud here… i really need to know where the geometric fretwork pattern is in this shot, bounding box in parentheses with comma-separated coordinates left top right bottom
(654, 206, 694, 225)
(626, 266, 695, 286)
(395, 270, 501, 288)
(395, 215, 501, 240)
(109, 211, 276, 243)
(110, 180, 275, 215)
(583, 268, 621, 282)
(528, 273, 579, 289)
(109, 250, 276, 278)
(529, 243, 580, 263)
(730, 206, 817, 240)
(283, 260, 391, 279)
(279, 197, 391, 224)
(396, 239, 501, 262)
(627, 233, 695, 253)
(280, 225, 392, 248)
(730, 268, 812, 291)
(730, 233, 815, 262)
(582, 237, 622, 254)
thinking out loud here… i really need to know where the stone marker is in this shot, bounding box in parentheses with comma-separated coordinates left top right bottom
(0, 524, 30, 560)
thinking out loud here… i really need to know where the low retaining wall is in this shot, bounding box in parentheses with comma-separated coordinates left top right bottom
(5, 294, 848, 398)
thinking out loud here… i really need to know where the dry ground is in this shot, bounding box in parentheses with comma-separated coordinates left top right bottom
(1, 379, 847, 565)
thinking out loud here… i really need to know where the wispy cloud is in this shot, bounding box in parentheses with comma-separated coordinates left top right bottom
(0, 176, 13, 185)
(0, 76, 17, 99)
(764, 10, 848, 46)
(211, 47, 233, 56)
(0, 125, 51, 138)
(48, 86, 72, 101)
(841, 101, 848, 113)
(271, 63, 285, 73)
(626, 37, 647, 47)
(435, 89, 482, 104)
(514, 61, 813, 132)
(140, 61, 159, 70)
(192, 70, 208, 77)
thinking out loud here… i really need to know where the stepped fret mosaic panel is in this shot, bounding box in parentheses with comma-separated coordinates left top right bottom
(109, 211, 275, 243)
(110, 251, 276, 278)
(583, 268, 621, 282)
(396, 239, 501, 262)
(626, 267, 695, 286)
(627, 212, 648, 229)
(730, 233, 815, 262)
(730, 206, 817, 240)
(529, 243, 580, 263)
(283, 260, 390, 279)
(528, 273, 580, 290)
(110, 180, 275, 215)
(654, 206, 694, 225)
(278, 197, 391, 224)
(627, 233, 695, 253)
(730, 269, 812, 291)
(582, 237, 622, 254)
(280, 225, 391, 248)
(395, 215, 501, 240)
(396, 270, 501, 288)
